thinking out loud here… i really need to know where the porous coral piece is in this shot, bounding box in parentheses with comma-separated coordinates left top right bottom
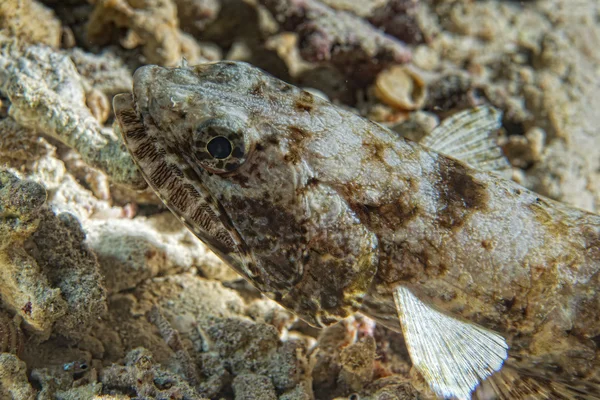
(126, 275, 311, 397)
(87, 0, 207, 66)
(447, 1, 511, 42)
(0, 118, 65, 180)
(85, 212, 237, 293)
(338, 336, 376, 393)
(502, 126, 546, 169)
(147, 306, 201, 387)
(0, 118, 127, 219)
(0, 353, 37, 400)
(0, 171, 107, 339)
(0, 0, 62, 48)
(259, 0, 411, 84)
(67, 49, 134, 98)
(310, 319, 356, 397)
(368, 0, 423, 45)
(0, 171, 65, 336)
(55, 383, 104, 400)
(424, 73, 475, 113)
(361, 376, 419, 400)
(390, 110, 438, 143)
(100, 348, 205, 399)
(232, 373, 277, 400)
(30, 358, 101, 400)
(0, 38, 146, 189)
(192, 316, 310, 397)
(426, 1, 600, 212)
(316, 0, 385, 17)
(26, 212, 107, 339)
(173, 0, 222, 37)
(0, 170, 47, 222)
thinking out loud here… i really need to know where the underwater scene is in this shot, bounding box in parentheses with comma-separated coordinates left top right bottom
(0, 0, 599, 399)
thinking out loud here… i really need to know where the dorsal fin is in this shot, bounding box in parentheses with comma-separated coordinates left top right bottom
(420, 106, 510, 173)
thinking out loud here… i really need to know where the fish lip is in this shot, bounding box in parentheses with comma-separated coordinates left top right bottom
(130, 64, 261, 282)
(178, 151, 260, 281)
(207, 197, 262, 282)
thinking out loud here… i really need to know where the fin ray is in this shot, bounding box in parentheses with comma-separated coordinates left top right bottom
(393, 286, 508, 399)
(420, 106, 510, 173)
(475, 365, 600, 400)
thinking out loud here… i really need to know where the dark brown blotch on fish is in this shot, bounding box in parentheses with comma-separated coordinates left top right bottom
(361, 135, 393, 168)
(294, 91, 315, 112)
(527, 200, 572, 239)
(377, 241, 420, 283)
(376, 237, 451, 284)
(583, 225, 600, 261)
(347, 178, 420, 231)
(419, 249, 450, 278)
(284, 126, 313, 164)
(227, 173, 250, 188)
(266, 135, 280, 146)
(434, 157, 489, 229)
(249, 81, 266, 96)
(229, 196, 305, 253)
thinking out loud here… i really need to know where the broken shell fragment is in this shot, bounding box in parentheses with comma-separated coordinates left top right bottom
(374, 66, 427, 111)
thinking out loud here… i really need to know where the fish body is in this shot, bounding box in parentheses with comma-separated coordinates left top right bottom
(114, 61, 600, 399)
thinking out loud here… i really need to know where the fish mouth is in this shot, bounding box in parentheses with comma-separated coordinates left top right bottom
(114, 87, 261, 285)
(191, 179, 260, 278)
(156, 145, 261, 283)
(174, 146, 262, 284)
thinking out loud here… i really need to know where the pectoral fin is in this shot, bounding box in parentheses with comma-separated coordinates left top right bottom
(420, 106, 510, 173)
(393, 285, 508, 399)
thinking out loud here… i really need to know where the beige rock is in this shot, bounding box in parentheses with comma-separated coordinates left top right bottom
(0, 0, 61, 48)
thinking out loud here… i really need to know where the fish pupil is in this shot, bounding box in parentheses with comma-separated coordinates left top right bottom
(207, 136, 232, 159)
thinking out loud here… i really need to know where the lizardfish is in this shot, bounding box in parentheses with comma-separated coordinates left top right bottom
(114, 61, 600, 399)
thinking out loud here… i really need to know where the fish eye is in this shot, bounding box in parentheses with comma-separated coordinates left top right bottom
(193, 118, 249, 173)
(207, 136, 232, 159)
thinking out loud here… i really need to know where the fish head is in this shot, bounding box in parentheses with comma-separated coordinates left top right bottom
(125, 61, 336, 291)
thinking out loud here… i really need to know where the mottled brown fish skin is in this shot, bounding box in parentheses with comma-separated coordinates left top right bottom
(115, 61, 600, 382)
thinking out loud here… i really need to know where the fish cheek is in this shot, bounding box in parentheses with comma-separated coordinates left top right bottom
(225, 196, 307, 288)
(225, 190, 379, 328)
(279, 230, 379, 328)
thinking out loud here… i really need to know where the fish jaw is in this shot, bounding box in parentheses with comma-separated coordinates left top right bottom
(113, 91, 262, 284)
(116, 62, 382, 327)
